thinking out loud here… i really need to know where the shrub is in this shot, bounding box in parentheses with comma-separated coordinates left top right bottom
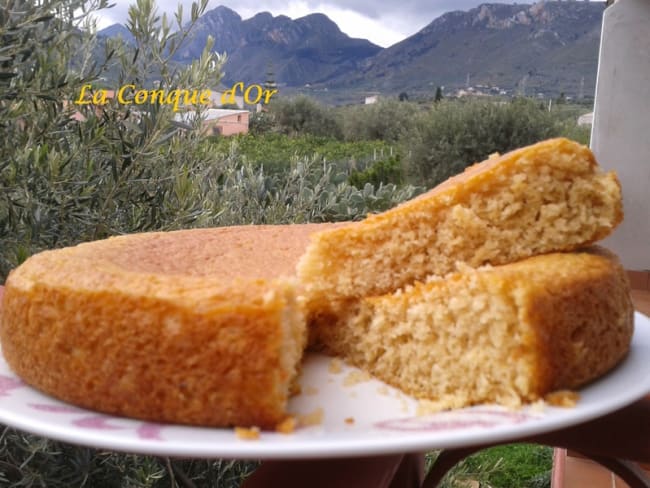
(267, 96, 343, 139)
(0, 0, 225, 278)
(207, 133, 393, 177)
(339, 99, 419, 142)
(0, 429, 259, 487)
(248, 110, 275, 135)
(348, 155, 404, 189)
(403, 98, 565, 187)
(207, 153, 417, 225)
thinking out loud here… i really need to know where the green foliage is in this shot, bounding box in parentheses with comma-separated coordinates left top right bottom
(267, 95, 343, 139)
(181, 150, 417, 226)
(208, 133, 392, 175)
(557, 120, 591, 146)
(248, 111, 275, 135)
(339, 99, 419, 142)
(0, 0, 225, 279)
(0, 132, 414, 281)
(403, 98, 566, 187)
(349, 155, 404, 189)
(439, 444, 552, 488)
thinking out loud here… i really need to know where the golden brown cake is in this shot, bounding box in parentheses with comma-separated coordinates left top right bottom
(0, 138, 630, 428)
(312, 248, 634, 410)
(0, 225, 332, 428)
(298, 138, 623, 308)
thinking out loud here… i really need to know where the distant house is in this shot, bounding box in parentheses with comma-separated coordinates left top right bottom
(454, 87, 493, 98)
(174, 108, 250, 136)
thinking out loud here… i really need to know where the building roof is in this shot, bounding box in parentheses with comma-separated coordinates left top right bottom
(173, 108, 249, 124)
(209, 90, 245, 108)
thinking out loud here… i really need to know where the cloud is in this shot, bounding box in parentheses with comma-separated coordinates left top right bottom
(234, 1, 409, 46)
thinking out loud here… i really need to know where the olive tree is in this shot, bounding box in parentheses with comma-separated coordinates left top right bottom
(0, 0, 225, 278)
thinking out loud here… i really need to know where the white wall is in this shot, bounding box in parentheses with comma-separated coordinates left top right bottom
(591, 0, 650, 270)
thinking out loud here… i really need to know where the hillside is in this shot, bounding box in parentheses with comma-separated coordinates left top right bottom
(166, 6, 380, 87)
(99, 2, 605, 98)
(329, 2, 603, 98)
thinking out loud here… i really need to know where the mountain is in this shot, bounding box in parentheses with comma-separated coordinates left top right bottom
(98, 23, 134, 44)
(98, 2, 605, 98)
(117, 5, 381, 87)
(329, 1, 604, 98)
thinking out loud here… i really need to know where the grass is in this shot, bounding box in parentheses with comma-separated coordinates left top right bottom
(437, 444, 553, 488)
(0, 428, 259, 488)
(0, 431, 552, 487)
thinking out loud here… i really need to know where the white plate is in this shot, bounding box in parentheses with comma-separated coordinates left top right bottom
(1, 312, 649, 459)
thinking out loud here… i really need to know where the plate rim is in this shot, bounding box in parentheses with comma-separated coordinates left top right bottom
(0, 312, 649, 459)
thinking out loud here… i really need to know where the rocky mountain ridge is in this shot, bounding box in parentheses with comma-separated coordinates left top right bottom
(99, 2, 605, 98)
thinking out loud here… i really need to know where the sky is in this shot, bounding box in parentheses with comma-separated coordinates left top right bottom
(96, 0, 531, 48)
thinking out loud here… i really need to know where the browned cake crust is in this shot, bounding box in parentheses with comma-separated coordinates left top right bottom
(312, 248, 634, 410)
(0, 225, 333, 428)
(0, 138, 631, 426)
(298, 138, 623, 307)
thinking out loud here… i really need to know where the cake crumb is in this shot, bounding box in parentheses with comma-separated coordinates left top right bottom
(235, 426, 260, 440)
(298, 407, 324, 427)
(289, 381, 302, 397)
(275, 416, 297, 434)
(328, 358, 343, 374)
(545, 390, 580, 408)
(377, 385, 390, 396)
(344, 417, 355, 425)
(400, 399, 410, 413)
(529, 400, 546, 413)
(304, 386, 319, 396)
(416, 400, 445, 416)
(343, 370, 371, 386)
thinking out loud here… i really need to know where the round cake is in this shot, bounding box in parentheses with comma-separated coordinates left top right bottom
(0, 225, 332, 428)
(0, 138, 632, 429)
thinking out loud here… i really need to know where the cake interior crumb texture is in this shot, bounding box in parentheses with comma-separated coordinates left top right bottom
(298, 138, 623, 305)
(313, 248, 633, 411)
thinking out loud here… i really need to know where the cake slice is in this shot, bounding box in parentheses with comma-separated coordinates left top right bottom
(312, 247, 634, 410)
(298, 138, 622, 307)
